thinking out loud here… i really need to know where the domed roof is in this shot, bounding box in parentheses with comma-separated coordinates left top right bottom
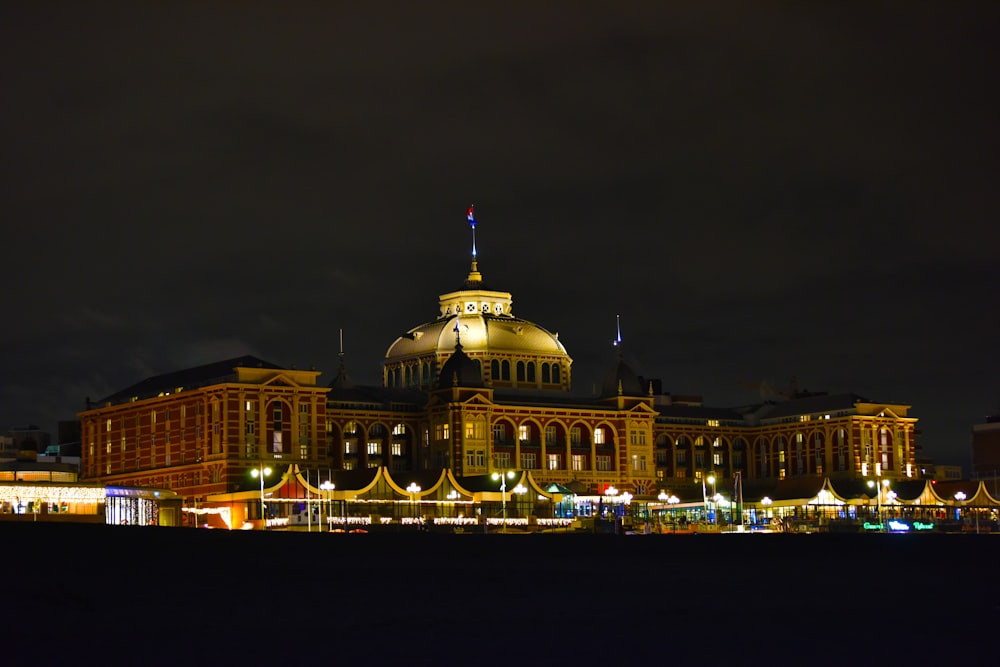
(437, 339, 483, 388)
(384, 221, 573, 390)
(387, 312, 568, 361)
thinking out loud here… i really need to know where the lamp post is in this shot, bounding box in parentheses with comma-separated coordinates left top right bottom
(491, 471, 515, 533)
(406, 483, 421, 526)
(761, 496, 772, 528)
(320, 480, 335, 532)
(250, 464, 272, 530)
(954, 491, 967, 531)
(705, 474, 716, 523)
(958, 490, 978, 534)
(867, 478, 889, 531)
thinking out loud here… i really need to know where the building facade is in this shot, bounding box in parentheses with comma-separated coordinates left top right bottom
(78, 232, 919, 525)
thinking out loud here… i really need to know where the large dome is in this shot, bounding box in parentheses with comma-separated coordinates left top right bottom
(384, 259, 572, 391)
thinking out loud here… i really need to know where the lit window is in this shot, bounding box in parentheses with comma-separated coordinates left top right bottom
(367, 442, 381, 456)
(106, 419, 111, 431)
(713, 453, 722, 466)
(519, 425, 529, 441)
(570, 428, 581, 446)
(391, 443, 402, 457)
(632, 455, 647, 471)
(594, 428, 605, 445)
(548, 454, 559, 470)
(707, 420, 720, 427)
(572, 454, 584, 471)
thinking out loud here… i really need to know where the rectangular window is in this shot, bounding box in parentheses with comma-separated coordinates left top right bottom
(677, 451, 687, 464)
(495, 452, 511, 468)
(518, 425, 528, 441)
(594, 428, 605, 445)
(367, 442, 381, 456)
(547, 454, 559, 470)
(713, 453, 722, 466)
(520, 452, 537, 469)
(545, 426, 556, 443)
(695, 452, 705, 467)
(106, 419, 111, 431)
(345, 442, 356, 455)
(629, 430, 647, 446)
(596, 455, 611, 471)
(466, 449, 486, 468)
(572, 454, 584, 471)
(273, 431, 283, 453)
(391, 443, 402, 457)
(493, 423, 505, 442)
(632, 455, 646, 471)
(106, 441, 111, 454)
(570, 428, 581, 446)
(465, 421, 484, 439)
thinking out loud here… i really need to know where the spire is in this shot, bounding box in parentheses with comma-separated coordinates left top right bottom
(465, 204, 483, 285)
(329, 328, 353, 389)
(614, 314, 622, 347)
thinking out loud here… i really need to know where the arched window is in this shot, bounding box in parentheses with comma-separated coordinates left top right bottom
(501, 360, 511, 381)
(516, 361, 525, 382)
(491, 360, 500, 382)
(526, 362, 536, 382)
(552, 364, 560, 383)
(541, 363, 551, 383)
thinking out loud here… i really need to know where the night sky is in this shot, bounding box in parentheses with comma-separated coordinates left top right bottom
(2, 2, 997, 468)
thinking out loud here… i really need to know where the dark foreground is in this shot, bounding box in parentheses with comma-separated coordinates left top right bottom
(7, 523, 999, 665)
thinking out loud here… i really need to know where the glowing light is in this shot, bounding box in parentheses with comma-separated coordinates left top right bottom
(887, 520, 910, 532)
(0, 484, 106, 503)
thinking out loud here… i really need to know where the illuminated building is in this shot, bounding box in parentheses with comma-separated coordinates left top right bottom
(77, 215, 924, 528)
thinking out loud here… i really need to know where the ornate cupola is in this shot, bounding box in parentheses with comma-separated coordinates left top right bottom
(384, 207, 572, 392)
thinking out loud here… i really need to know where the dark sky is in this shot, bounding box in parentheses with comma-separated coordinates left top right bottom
(2, 2, 997, 468)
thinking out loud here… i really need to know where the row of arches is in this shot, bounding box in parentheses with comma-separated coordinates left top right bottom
(655, 425, 912, 480)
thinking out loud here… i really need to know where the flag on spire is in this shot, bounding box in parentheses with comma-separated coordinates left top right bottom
(467, 205, 476, 227)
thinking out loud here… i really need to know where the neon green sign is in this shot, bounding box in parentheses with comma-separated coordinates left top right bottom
(912, 521, 934, 531)
(863, 521, 884, 531)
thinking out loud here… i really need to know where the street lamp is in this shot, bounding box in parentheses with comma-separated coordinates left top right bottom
(250, 464, 273, 530)
(954, 491, 973, 532)
(406, 483, 421, 525)
(320, 480, 335, 532)
(491, 471, 515, 533)
(867, 478, 890, 531)
(761, 496, 772, 527)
